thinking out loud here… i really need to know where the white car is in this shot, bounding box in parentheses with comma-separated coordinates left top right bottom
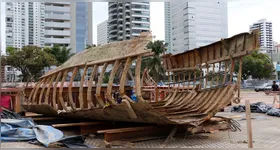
(254, 83, 272, 92)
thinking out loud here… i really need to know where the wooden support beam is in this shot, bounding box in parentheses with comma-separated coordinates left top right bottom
(135, 55, 145, 102)
(87, 65, 98, 108)
(53, 72, 62, 109)
(107, 60, 121, 104)
(68, 67, 78, 110)
(96, 63, 108, 107)
(79, 66, 88, 109)
(245, 100, 253, 148)
(229, 58, 235, 85)
(223, 62, 228, 85)
(59, 69, 69, 111)
(39, 77, 50, 104)
(45, 75, 56, 104)
(120, 57, 132, 96)
(32, 79, 45, 104)
(28, 81, 39, 103)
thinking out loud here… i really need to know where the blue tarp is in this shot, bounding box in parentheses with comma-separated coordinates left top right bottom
(0, 118, 93, 148)
(1, 118, 64, 147)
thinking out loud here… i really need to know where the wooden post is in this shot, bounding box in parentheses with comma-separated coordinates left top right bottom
(245, 100, 253, 148)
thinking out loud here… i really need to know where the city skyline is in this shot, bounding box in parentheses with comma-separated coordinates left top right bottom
(1, 1, 280, 52)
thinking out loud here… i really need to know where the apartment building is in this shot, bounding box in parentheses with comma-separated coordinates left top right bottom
(5, 2, 92, 53)
(250, 18, 273, 53)
(97, 20, 108, 46)
(164, 2, 172, 53)
(165, 1, 228, 54)
(108, 2, 150, 43)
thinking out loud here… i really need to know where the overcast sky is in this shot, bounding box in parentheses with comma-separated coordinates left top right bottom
(1, 1, 280, 52)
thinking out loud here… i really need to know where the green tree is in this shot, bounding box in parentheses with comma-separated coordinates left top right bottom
(44, 45, 75, 66)
(234, 51, 274, 80)
(5, 46, 56, 82)
(86, 44, 96, 49)
(142, 40, 167, 82)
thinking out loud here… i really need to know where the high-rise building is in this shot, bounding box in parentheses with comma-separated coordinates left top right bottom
(0, 2, 4, 82)
(165, 1, 228, 54)
(3, 2, 93, 81)
(44, 2, 71, 48)
(108, 2, 150, 43)
(250, 19, 273, 53)
(97, 20, 108, 46)
(70, 2, 93, 53)
(5, 2, 92, 53)
(164, 2, 171, 53)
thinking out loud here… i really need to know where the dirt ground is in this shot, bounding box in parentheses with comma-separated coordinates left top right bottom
(2, 91, 280, 148)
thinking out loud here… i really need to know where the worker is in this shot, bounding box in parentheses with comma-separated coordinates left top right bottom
(272, 81, 279, 91)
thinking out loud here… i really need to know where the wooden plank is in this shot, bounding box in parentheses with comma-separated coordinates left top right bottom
(101, 126, 172, 142)
(44, 75, 56, 104)
(79, 66, 88, 109)
(96, 63, 108, 107)
(97, 126, 162, 134)
(59, 69, 69, 111)
(52, 122, 102, 128)
(53, 72, 62, 109)
(245, 100, 253, 148)
(87, 65, 98, 107)
(68, 67, 78, 110)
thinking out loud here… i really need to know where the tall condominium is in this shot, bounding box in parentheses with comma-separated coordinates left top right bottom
(165, 1, 228, 54)
(249, 19, 273, 53)
(97, 20, 108, 46)
(164, 2, 172, 53)
(5, 2, 92, 53)
(108, 2, 150, 43)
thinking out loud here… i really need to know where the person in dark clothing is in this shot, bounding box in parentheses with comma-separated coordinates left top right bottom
(272, 81, 279, 91)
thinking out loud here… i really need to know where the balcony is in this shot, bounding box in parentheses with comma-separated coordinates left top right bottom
(131, 12, 149, 17)
(45, 14, 70, 20)
(109, 2, 117, 8)
(131, 2, 149, 5)
(109, 11, 118, 17)
(45, 22, 70, 28)
(45, 6, 70, 12)
(108, 24, 117, 28)
(132, 32, 141, 36)
(45, 38, 70, 44)
(109, 29, 118, 34)
(108, 18, 117, 23)
(109, 7, 117, 13)
(132, 19, 150, 24)
(132, 25, 150, 30)
(45, 30, 70, 36)
(118, 36, 123, 40)
(131, 6, 149, 11)
(109, 34, 117, 38)
(46, 2, 70, 5)
(118, 12, 123, 16)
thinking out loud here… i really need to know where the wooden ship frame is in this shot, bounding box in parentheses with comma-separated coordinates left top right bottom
(22, 30, 259, 126)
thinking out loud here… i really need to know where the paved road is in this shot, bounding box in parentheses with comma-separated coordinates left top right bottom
(2, 91, 280, 148)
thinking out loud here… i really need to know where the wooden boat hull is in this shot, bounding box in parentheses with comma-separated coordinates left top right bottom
(22, 84, 236, 126)
(22, 30, 259, 126)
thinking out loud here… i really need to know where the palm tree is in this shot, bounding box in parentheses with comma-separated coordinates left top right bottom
(44, 44, 75, 66)
(142, 40, 167, 82)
